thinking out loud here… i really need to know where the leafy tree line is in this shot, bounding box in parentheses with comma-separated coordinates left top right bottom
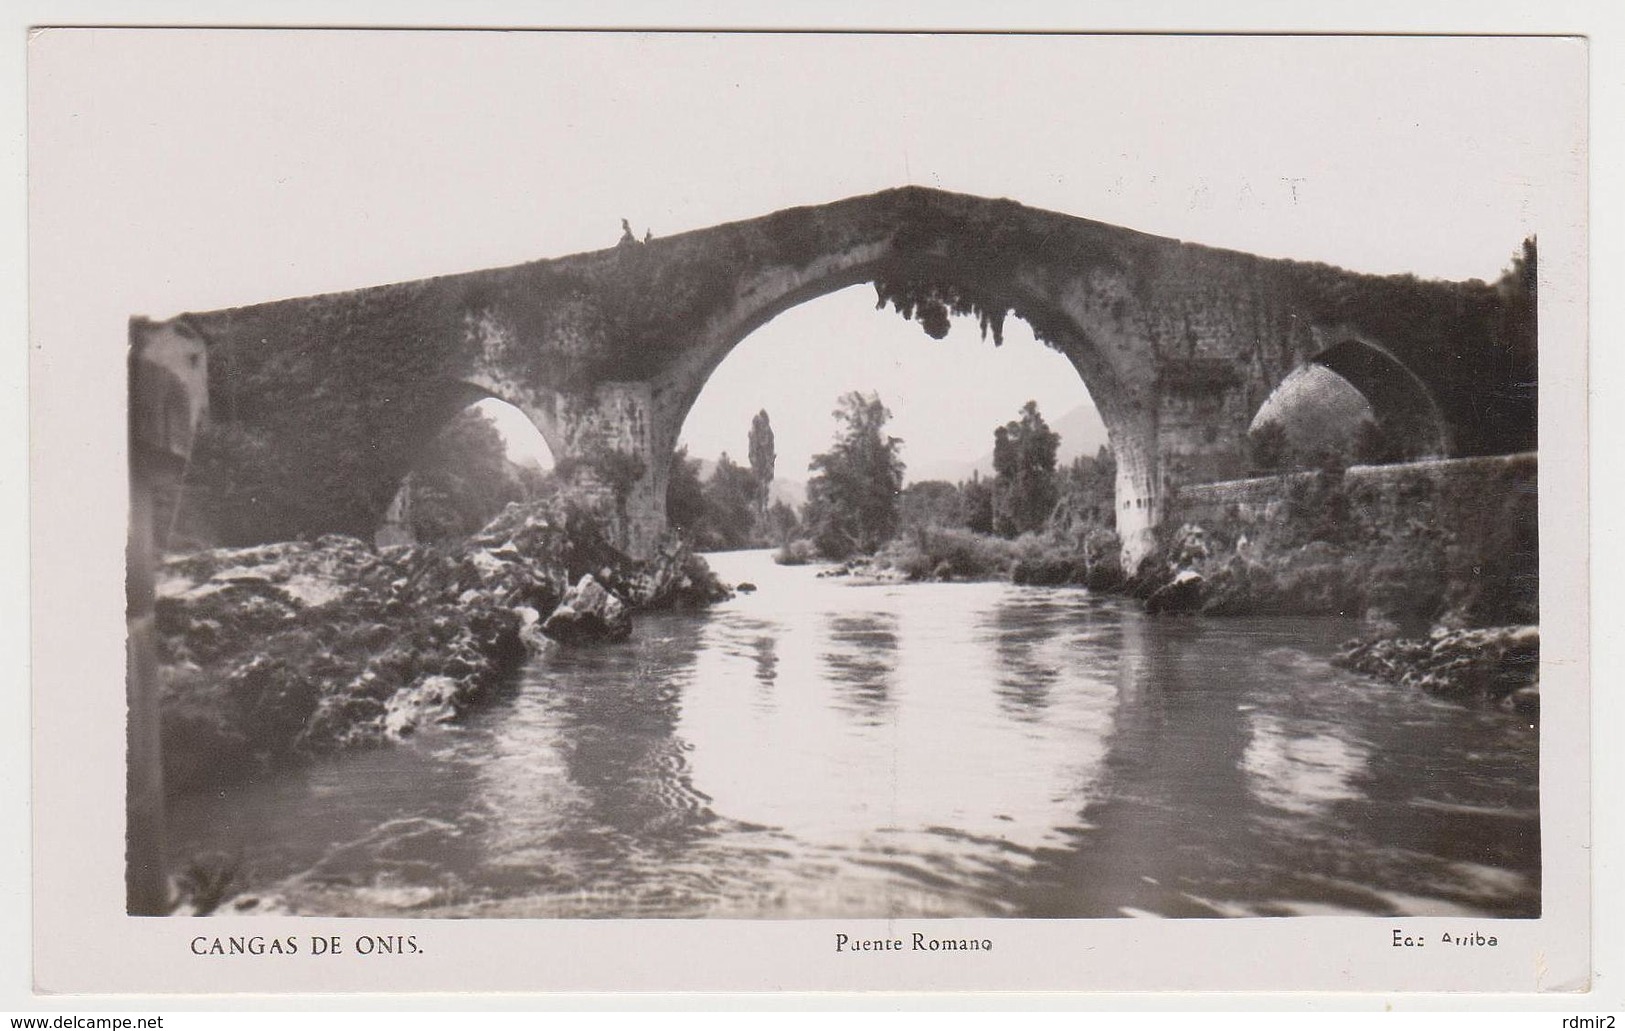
(372, 403, 802, 554)
(895, 407, 1115, 544)
(384, 403, 800, 552)
(666, 410, 801, 552)
(396, 403, 796, 554)
(778, 393, 1117, 565)
(371, 395, 1113, 562)
(190, 389, 1113, 562)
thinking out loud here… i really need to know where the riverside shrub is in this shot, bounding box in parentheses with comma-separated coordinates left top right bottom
(879, 526, 1017, 581)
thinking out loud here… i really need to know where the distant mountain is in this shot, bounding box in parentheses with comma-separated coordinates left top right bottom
(905, 401, 1110, 485)
(1049, 402, 1112, 464)
(769, 478, 806, 509)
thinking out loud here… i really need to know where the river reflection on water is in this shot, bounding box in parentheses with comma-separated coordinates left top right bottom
(167, 549, 1540, 919)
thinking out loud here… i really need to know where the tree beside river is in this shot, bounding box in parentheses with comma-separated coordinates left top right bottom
(803, 392, 907, 559)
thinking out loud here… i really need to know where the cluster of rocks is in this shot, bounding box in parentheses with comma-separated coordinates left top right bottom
(1334, 625, 1540, 713)
(154, 500, 728, 796)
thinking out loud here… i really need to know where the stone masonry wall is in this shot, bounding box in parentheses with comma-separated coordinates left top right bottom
(1170, 453, 1538, 627)
(1174, 454, 1536, 529)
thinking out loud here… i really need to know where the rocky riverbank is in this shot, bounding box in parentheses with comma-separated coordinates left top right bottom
(154, 499, 729, 797)
(1125, 509, 1539, 707)
(1332, 625, 1539, 712)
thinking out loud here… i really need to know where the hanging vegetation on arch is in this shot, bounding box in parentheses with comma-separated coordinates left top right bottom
(872, 277, 1011, 345)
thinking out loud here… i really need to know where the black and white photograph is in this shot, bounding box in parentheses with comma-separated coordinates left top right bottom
(27, 23, 1592, 996)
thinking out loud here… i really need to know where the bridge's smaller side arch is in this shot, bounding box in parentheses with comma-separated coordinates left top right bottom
(1251, 329, 1451, 466)
(456, 369, 570, 468)
(1310, 333, 1451, 460)
(374, 383, 559, 547)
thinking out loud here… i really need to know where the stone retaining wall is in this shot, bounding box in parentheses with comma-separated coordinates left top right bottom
(1174, 453, 1537, 529)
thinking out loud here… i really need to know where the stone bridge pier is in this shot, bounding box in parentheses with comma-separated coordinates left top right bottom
(152, 187, 1534, 569)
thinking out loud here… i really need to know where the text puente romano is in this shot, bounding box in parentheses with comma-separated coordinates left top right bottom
(134, 187, 1535, 565)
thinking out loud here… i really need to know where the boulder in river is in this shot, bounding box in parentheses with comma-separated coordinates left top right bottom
(541, 574, 632, 645)
(1145, 569, 1203, 615)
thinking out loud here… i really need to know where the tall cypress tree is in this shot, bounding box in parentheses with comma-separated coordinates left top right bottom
(748, 409, 776, 518)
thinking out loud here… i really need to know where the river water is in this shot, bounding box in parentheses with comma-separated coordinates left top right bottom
(167, 549, 1540, 919)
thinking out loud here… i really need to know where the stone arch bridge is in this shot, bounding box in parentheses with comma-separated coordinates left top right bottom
(142, 186, 1535, 565)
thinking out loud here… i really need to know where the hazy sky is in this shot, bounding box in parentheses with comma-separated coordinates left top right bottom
(29, 30, 1584, 481)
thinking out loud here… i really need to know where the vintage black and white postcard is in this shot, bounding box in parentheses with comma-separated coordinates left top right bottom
(26, 25, 1590, 996)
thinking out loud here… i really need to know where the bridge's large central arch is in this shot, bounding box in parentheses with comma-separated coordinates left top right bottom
(155, 187, 1533, 566)
(649, 236, 1152, 559)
